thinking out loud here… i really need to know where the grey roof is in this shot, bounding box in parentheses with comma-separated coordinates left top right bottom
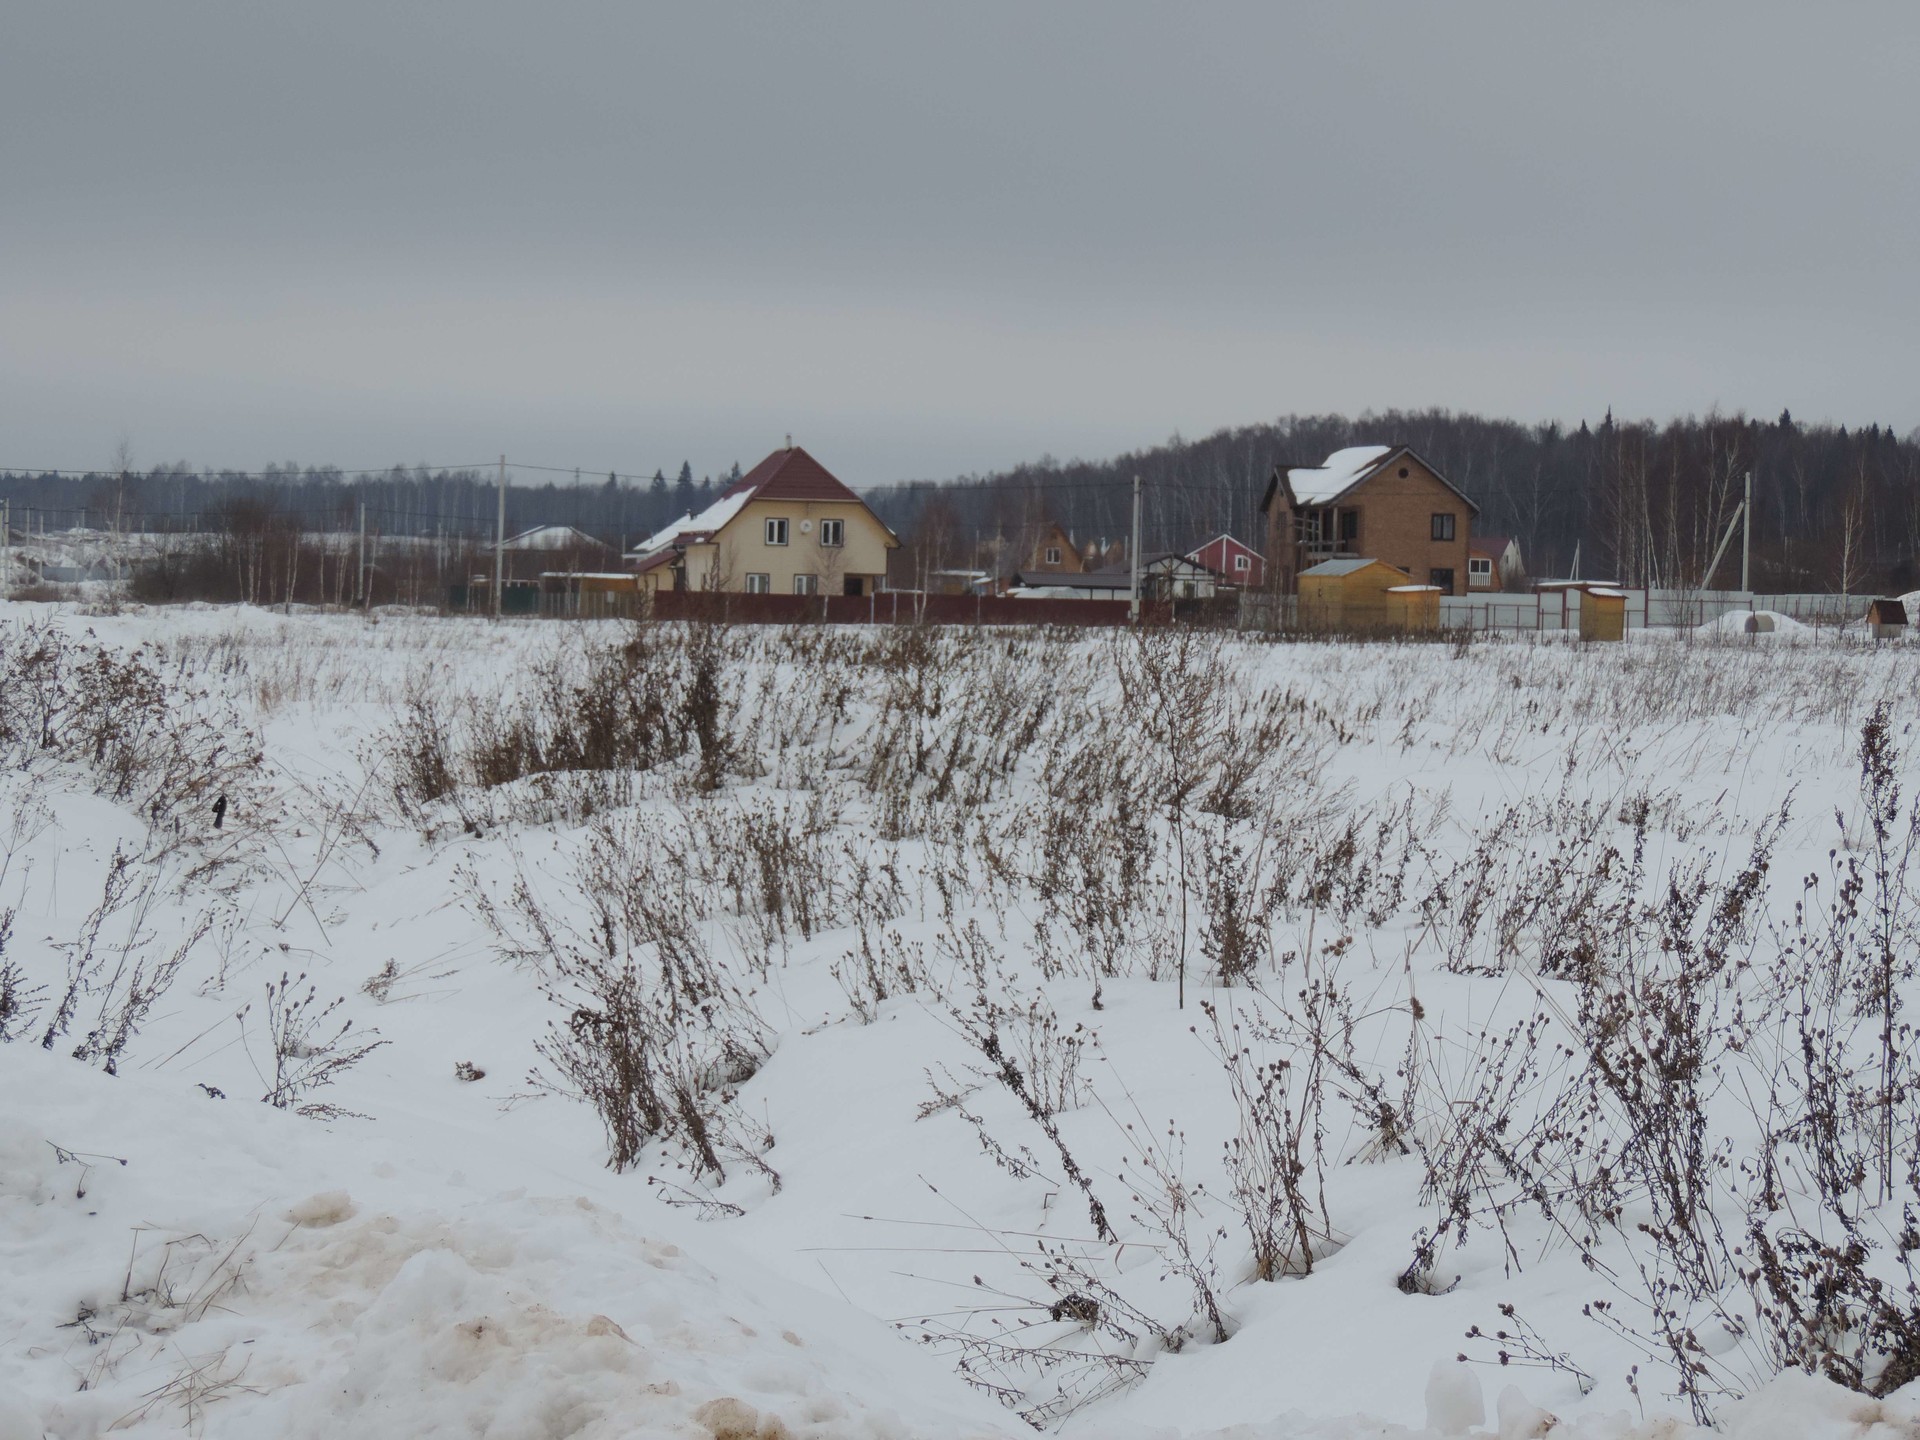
(1299, 556, 1386, 577)
(1013, 569, 1132, 591)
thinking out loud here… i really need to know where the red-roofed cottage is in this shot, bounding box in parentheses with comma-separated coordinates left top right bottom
(624, 444, 899, 596)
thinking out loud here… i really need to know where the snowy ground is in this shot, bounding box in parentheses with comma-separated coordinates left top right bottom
(3, 601, 1920, 1439)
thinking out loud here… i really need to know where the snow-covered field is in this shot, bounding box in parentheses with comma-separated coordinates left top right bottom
(4, 601, 1920, 1440)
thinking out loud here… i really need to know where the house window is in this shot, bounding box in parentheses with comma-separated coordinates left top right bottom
(819, 518, 844, 548)
(793, 574, 818, 595)
(1235, 555, 1250, 572)
(746, 573, 770, 594)
(1339, 511, 1358, 542)
(764, 518, 789, 546)
(1430, 567, 1456, 594)
(1431, 513, 1456, 542)
(1469, 557, 1493, 577)
(1044, 545, 1061, 564)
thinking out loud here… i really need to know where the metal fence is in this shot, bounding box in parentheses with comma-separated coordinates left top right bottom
(1441, 589, 1880, 634)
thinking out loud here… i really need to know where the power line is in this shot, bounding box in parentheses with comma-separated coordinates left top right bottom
(0, 463, 498, 480)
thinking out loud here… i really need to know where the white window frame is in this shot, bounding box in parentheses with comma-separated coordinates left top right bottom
(764, 517, 789, 546)
(819, 518, 844, 548)
(1234, 554, 1250, 572)
(745, 572, 770, 594)
(1044, 545, 1061, 564)
(1468, 557, 1493, 576)
(793, 573, 818, 595)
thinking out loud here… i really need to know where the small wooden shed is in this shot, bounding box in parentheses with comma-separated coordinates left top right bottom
(1868, 598, 1909, 640)
(1580, 586, 1627, 642)
(1298, 557, 1417, 632)
(1386, 584, 1442, 632)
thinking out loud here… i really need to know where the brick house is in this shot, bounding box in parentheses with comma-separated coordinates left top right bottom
(1259, 445, 1478, 596)
(624, 444, 898, 596)
(1188, 533, 1264, 589)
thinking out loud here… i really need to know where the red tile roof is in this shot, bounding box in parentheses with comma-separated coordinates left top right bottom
(725, 445, 865, 504)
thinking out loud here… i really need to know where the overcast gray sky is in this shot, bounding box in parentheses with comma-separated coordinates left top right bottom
(4, 3, 1916, 485)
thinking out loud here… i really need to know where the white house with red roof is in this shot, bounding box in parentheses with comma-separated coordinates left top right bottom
(624, 444, 899, 596)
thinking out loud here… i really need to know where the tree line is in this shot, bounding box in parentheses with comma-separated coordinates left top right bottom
(6, 409, 1919, 596)
(869, 410, 1920, 595)
(0, 459, 745, 553)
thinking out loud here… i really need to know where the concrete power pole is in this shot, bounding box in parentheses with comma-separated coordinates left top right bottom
(1, 499, 9, 599)
(1741, 470, 1752, 595)
(1128, 474, 1143, 624)
(357, 501, 367, 609)
(494, 455, 507, 618)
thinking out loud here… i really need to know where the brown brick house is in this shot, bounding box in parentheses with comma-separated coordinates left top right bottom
(1259, 445, 1478, 596)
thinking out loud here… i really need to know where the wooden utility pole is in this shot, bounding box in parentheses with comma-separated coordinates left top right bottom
(357, 501, 367, 608)
(1128, 474, 1143, 623)
(1741, 470, 1753, 594)
(494, 455, 506, 618)
(1, 499, 10, 599)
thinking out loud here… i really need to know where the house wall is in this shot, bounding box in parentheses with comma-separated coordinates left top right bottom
(1027, 523, 1086, 574)
(1345, 459, 1472, 595)
(686, 497, 893, 595)
(1192, 536, 1264, 588)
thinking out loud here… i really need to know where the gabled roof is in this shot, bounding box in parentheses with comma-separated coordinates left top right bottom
(1191, 532, 1265, 561)
(725, 444, 864, 504)
(498, 524, 612, 552)
(1297, 556, 1420, 579)
(1288, 446, 1394, 505)
(1300, 556, 1402, 578)
(1261, 445, 1481, 516)
(626, 488, 756, 557)
(628, 445, 897, 559)
(1088, 552, 1213, 577)
(1468, 533, 1516, 557)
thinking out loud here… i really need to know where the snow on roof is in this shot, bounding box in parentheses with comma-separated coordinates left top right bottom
(1387, 584, 1443, 593)
(1287, 446, 1392, 505)
(499, 525, 607, 551)
(626, 488, 755, 558)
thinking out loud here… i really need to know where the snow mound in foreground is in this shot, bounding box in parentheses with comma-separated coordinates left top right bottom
(6, 1044, 1918, 1440)
(1695, 608, 1814, 637)
(0, 1043, 1016, 1440)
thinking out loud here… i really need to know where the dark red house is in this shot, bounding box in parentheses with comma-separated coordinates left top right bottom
(1187, 533, 1265, 589)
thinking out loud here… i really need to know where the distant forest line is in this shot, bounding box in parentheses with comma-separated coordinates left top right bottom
(4, 408, 1918, 593)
